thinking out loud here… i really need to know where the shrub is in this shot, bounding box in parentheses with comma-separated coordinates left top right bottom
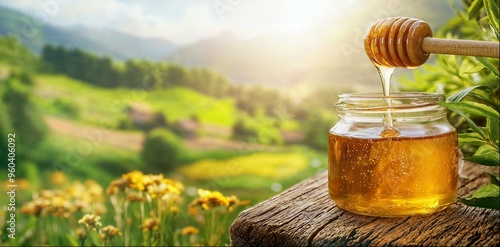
(1, 72, 46, 149)
(231, 115, 283, 145)
(52, 98, 80, 118)
(141, 128, 184, 171)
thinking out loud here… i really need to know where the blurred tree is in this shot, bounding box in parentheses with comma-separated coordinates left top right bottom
(231, 113, 283, 145)
(163, 63, 189, 88)
(0, 36, 38, 70)
(52, 98, 80, 118)
(141, 128, 184, 171)
(302, 112, 336, 150)
(1, 72, 46, 149)
(0, 92, 12, 163)
(122, 60, 148, 88)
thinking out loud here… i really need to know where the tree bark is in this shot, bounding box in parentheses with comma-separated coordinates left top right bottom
(230, 161, 500, 246)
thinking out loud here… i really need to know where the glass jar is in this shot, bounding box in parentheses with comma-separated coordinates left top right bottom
(328, 92, 459, 217)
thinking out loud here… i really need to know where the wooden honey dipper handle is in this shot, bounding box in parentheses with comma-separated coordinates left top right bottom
(364, 17, 500, 68)
(422, 38, 499, 58)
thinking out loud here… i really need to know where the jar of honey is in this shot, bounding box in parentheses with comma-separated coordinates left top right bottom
(328, 92, 459, 216)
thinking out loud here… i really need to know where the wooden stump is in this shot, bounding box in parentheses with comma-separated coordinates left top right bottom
(230, 161, 500, 246)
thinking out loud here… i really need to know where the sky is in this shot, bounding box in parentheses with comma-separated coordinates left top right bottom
(0, 0, 355, 45)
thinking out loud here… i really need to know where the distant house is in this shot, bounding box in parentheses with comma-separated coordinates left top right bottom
(126, 103, 198, 136)
(281, 130, 305, 144)
(126, 103, 155, 126)
(174, 118, 199, 138)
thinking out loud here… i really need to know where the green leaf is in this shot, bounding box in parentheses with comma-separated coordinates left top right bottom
(465, 144, 500, 166)
(484, 0, 500, 37)
(459, 58, 485, 75)
(488, 118, 500, 144)
(442, 106, 486, 138)
(468, 0, 484, 20)
(440, 101, 499, 122)
(485, 170, 500, 186)
(458, 132, 487, 145)
(447, 85, 491, 102)
(476, 57, 500, 78)
(459, 184, 500, 209)
(65, 234, 79, 247)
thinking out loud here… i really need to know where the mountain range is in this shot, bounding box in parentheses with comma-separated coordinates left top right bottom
(0, 5, 176, 61)
(0, 2, 455, 94)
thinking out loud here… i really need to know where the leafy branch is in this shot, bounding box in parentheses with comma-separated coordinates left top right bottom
(440, 60, 499, 209)
(400, 0, 499, 209)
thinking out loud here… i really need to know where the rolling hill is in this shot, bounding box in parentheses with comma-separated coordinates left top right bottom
(0, 5, 176, 60)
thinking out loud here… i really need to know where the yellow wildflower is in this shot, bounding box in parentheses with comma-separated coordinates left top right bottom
(75, 228, 86, 240)
(126, 193, 146, 203)
(78, 214, 102, 231)
(85, 180, 104, 198)
(191, 189, 230, 210)
(106, 177, 128, 195)
(93, 202, 107, 215)
(73, 199, 90, 212)
(47, 195, 75, 218)
(20, 199, 46, 217)
(187, 205, 199, 217)
(170, 206, 180, 215)
(140, 218, 159, 231)
(181, 226, 199, 235)
(99, 225, 122, 242)
(50, 171, 67, 185)
(122, 170, 146, 190)
(39, 189, 66, 199)
(16, 179, 31, 190)
(141, 175, 184, 199)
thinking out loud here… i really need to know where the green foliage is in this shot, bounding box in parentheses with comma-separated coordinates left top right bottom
(0, 36, 38, 69)
(27, 133, 142, 184)
(141, 128, 184, 171)
(231, 113, 283, 145)
(52, 98, 81, 118)
(0, 90, 12, 163)
(1, 71, 46, 149)
(302, 111, 336, 150)
(39, 45, 297, 128)
(293, 87, 343, 150)
(42, 45, 120, 87)
(401, 0, 499, 209)
(33, 74, 237, 127)
(460, 184, 500, 209)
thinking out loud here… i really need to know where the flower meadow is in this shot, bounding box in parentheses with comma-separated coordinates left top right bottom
(1, 171, 248, 246)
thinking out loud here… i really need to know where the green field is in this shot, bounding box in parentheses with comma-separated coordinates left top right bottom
(34, 74, 237, 127)
(0, 50, 325, 247)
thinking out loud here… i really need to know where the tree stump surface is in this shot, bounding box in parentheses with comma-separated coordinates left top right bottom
(230, 161, 500, 246)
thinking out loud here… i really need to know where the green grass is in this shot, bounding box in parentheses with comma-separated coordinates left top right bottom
(27, 132, 144, 187)
(33, 74, 237, 127)
(147, 87, 235, 126)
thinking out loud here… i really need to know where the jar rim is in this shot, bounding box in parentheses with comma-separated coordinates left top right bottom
(335, 92, 447, 116)
(338, 92, 445, 100)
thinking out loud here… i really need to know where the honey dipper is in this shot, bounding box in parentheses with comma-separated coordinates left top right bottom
(364, 17, 500, 68)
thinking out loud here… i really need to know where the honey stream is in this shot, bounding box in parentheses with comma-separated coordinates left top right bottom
(376, 66, 400, 137)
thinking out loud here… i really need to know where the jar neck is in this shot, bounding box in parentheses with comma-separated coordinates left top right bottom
(335, 92, 447, 122)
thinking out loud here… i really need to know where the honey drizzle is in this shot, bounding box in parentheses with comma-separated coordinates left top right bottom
(375, 66, 401, 137)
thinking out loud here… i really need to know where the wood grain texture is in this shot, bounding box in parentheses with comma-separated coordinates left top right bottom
(230, 161, 500, 246)
(422, 38, 500, 58)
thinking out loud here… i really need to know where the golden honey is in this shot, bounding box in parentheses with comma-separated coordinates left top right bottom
(328, 93, 459, 216)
